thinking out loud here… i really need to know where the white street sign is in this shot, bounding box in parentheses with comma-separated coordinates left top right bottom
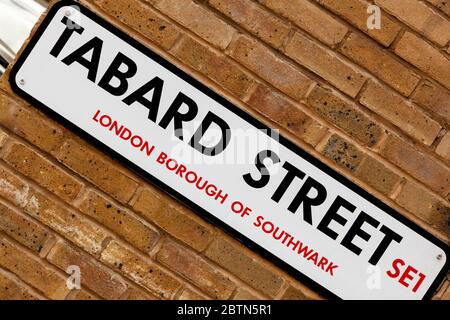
(10, 1, 449, 300)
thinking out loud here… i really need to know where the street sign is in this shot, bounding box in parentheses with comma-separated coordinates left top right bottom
(10, 1, 449, 299)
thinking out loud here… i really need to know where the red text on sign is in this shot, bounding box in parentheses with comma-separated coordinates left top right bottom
(386, 258, 426, 293)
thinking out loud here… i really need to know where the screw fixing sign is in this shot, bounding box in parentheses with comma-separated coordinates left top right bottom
(10, 1, 449, 299)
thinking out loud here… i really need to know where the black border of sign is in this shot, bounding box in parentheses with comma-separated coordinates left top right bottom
(9, 0, 449, 300)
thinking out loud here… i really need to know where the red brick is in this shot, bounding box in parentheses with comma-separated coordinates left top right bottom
(57, 139, 139, 204)
(315, 0, 401, 46)
(380, 134, 450, 197)
(173, 36, 255, 98)
(205, 235, 284, 297)
(319, 134, 364, 172)
(24, 191, 109, 255)
(208, 0, 290, 47)
(132, 187, 214, 252)
(394, 32, 450, 90)
(0, 269, 40, 300)
(79, 190, 160, 253)
(436, 133, 450, 161)
(306, 85, 383, 147)
(359, 81, 441, 145)
(262, 0, 348, 47)
(395, 181, 449, 235)
(0, 236, 69, 300)
(375, 0, 450, 46)
(157, 239, 235, 299)
(0, 200, 50, 253)
(47, 241, 128, 299)
(229, 34, 314, 100)
(354, 155, 401, 196)
(411, 80, 450, 123)
(3, 142, 83, 202)
(100, 240, 181, 299)
(339, 33, 420, 96)
(154, 0, 235, 49)
(93, 0, 180, 50)
(246, 85, 327, 147)
(285, 32, 366, 98)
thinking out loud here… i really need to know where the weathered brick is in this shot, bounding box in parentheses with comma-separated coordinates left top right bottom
(285, 32, 366, 98)
(246, 85, 327, 147)
(125, 287, 159, 300)
(0, 270, 40, 300)
(375, 0, 450, 46)
(354, 155, 401, 196)
(173, 36, 254, 98)
(432, 280, 449, 299)
(132, 187, 214, 252)
(438, 1, 450, 17)
(69, 290, 99, 300)
(359, 81, 441, 145)
(0, 200, 50, 253)
(0, 128, 8, 148)
(47, 241, 128, 299)
(436, 133, 450, 161)
(24, 192, 109, 255)
(411, 80, 450, 123)
(3, 142, 83, 202)
(178, 288, 208, 300)
(14, 106, 64, 154)
(319, 134, 364, 172)
(0, 236, 69, 300)
(233, 288, 260, 300)
(306, 85, 383, 146)
(315, 0, 401, 46)
(280, 285, 309, 300)
(0, 91, 17, 130)
(396, 181, 450, 235)
(394, 32, 450, 90)
(57, 139, 139, 204)
(229, 34, 314, 100)
(94, 0, 180, 50)
(339, 33, 420, 96)
(380, 134, 450, 196)
(157, 240, 235, 299)
(205, 236, 284, 297)
(263, 0, 348, 47)
(0, 166, 32, 209)
(154, 0, 235, 49)
(79, 190, 160, 253)
(209, 0, 290, 47)
(100, 240, 181, 299)
(442, 285, 450, 300)
(427, 0, 450, 17)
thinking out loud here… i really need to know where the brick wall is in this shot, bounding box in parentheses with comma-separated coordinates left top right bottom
(0, 0, 449, 300)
